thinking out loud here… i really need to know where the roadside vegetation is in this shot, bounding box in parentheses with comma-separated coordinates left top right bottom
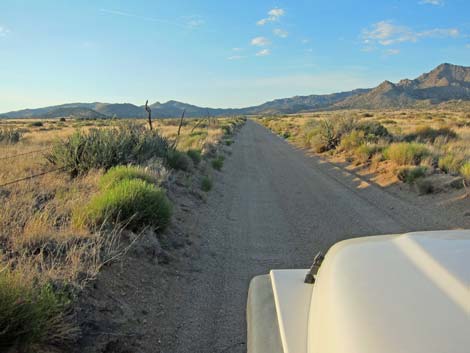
(259, 110, 470, 196)
(0, 116, 245, 351)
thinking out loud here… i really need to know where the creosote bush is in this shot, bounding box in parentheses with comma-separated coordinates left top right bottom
(384, 143, 429, 166)
(461, 162, 470, 196)
(74, 179, 172, 231)
(47, 124, 169, 177)
(0, 270, 76, 352)
(99, 165, 159, 190)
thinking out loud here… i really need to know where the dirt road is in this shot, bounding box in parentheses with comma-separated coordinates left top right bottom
(157, 120, 458, 353)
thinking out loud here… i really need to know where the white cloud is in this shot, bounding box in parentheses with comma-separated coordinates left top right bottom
(184, 15, 205, 29)
(419, 0, 444, 5)
(301, 39, 311, 44)
(251, 36, 270, 46)
(385, 48, 400, 55)
(257, 8, 285, 25)
(232, 47, 243, 52)
(0, 26, 10, 37)
(227, 55, 245, 60)
(256, 49, 271, 56)
(466, 44, 470, 49)
(273, 28, 288, 38)
(362, 20, 459, 46)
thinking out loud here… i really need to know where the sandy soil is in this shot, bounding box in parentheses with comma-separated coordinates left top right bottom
(75, 119, 469, 353)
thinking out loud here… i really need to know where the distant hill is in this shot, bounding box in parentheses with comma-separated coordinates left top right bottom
(336, 63, 470, 109)
(40, 107, 108, 119)
(1, 63, 469, 118)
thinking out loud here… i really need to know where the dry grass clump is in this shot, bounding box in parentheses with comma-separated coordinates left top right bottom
(383, 143, 429, 166)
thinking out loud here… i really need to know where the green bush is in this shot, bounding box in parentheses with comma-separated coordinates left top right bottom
(357, 121, 390, 141)
(47, 124, 169, 177)
(75, 179, 172, 231)
(166, 150, 192, 171)
(384, 143, 429, 166)
(396, 166, 427, 183)
(404, 126, 457, 143)
(99, 165, 159, 190)
(211, 156, 224, 171)
(186, 149, 202, 165)
(0, 270, 75, 351)
(438, 154, 464, 175)
(28, 121, 44, 127)
(0, 128, 21, 144)
(201, 176, 213, 192)
(224, 139, 233, 146)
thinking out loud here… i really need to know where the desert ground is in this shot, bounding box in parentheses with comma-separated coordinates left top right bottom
(0, 111, 469, 352)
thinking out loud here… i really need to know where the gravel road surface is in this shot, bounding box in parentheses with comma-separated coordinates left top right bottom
(159, 120, 454, 353)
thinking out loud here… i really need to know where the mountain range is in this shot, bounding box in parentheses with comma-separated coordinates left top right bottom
(1, 63, 469, 119)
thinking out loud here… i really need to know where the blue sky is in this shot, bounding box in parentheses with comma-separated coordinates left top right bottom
(0, 0, 469, 112)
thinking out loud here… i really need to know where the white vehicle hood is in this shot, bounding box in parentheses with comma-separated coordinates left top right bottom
(307, 230, 470, 353)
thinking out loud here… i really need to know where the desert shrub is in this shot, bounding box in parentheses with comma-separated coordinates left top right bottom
(99, 165, 159, 190)
(339, 130, 365, 151)
(354, 144, 381, 163)
(75, 179, 172, 231)
(438, 154, 464, 175)
(166, 150, 192, 171)
(201, 176, 213, 191)
(28, 121, 43, 127)
(186, 149, 202, 165)
(404, 126, 457, 143)
(0, 128, 21, 144)
(396, 166, 427, 183)
(0, 270, 76, 351)
(416, 179, 434, 195)
(384, 143, 429, 166)
(224, 139, 233, 146)
(211, 156, 224, 171)
(357, 121, 390, 141)
(59, 117, 66, 122)
(47, 124, 169, 177)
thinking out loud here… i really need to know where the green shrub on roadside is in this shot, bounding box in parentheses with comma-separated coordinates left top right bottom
(186, 149, 202, 165)
(224, 139, 233, 146)
(0, 128, 22, 144)
(438, 154, 463, 175)
(201, 176, 213, 192)
(384, 143, 429, 166)
(75, 179, 172, 231)
(0, 270, 76, 352)
(166, 150, 192, 171)
(354, 144, 381, 163)
(211, 156, 224, 171)
(339, 130, 365, 151)
(396, 166, 427, 183)
(99, 165, 159, 190)
(47, 124, 169, 177)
